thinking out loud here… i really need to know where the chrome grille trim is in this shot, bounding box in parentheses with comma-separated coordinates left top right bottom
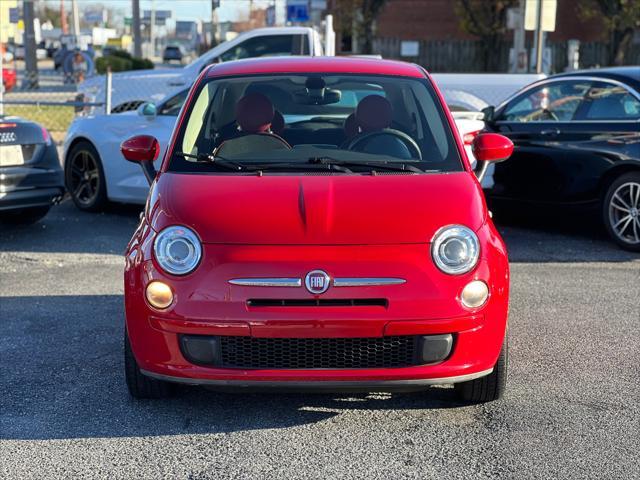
(228, 278, 302, 287)
(333, 278, 406, 287)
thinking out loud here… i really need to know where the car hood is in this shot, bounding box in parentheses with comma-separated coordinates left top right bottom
(148, 172, 486, 245)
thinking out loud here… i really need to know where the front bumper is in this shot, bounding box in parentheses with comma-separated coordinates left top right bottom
(125, 222, 509, 387)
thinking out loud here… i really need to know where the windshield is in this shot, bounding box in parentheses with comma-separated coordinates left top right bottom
(169, 74, 462, 174)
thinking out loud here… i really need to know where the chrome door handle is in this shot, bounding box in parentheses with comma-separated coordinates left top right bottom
(540, 129, 560, 136)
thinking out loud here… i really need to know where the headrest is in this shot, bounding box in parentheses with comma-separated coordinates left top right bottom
(271, 110, 285, 136)
(355, 95, 393, 132)
(236, 93, 274, 133)
(343, 113, 359, 138)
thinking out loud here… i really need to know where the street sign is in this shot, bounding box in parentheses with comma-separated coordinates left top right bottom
(524, 0, 557, 32)
(124, 17, 132, 26)
(9, 8, 20, 24)
(287, 0, 309, 23)
(84, 10, 105, 23)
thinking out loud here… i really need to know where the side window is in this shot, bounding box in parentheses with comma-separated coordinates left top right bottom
(219, 35, 296, 62)
(581, 82, 640, 120)
(499, 81, 591, 122)
(158, 90, 188, 116)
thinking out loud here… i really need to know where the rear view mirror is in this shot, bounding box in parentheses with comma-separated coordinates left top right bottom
(481, 105, 495, 122)
(120, 135, 159, 185)
(472, 133, 513, 182)
(137, 102, 157, 119)
(472, 133, 513, 163)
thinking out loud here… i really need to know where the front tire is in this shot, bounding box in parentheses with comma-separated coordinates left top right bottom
(124, 330, 173, 399)
(65, 141, 108, 212)
(602, 172, 640, 252)
(455, 334, 508, 403)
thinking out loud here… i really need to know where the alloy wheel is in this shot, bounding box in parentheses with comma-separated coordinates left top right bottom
(608, 181, 640, 245)
(69, 150, 100, 207)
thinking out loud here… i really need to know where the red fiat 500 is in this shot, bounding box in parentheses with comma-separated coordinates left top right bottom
(121, 57, 513, 403)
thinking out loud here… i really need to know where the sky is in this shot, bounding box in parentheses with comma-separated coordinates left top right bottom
(41, 0, 278, 23)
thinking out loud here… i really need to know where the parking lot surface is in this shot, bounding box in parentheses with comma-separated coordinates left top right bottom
(1, 201, 639, 479)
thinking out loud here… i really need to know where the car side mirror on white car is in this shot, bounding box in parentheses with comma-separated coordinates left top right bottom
(137, 102, 157, 119)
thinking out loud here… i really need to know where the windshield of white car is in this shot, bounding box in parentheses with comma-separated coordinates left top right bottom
(169, 74, 462, 174)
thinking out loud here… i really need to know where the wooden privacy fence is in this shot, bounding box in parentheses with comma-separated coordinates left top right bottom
(372, 37, 640, 73)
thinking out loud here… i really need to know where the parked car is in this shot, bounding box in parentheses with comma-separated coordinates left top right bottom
(481, 67, 640, 251)
(0, 116, 64, 224)
(79, 27, 323, 113)
(162, 45, 184, 64)
(2, 67, 17, 92)
(119, 56, 514, 403)
(63, 89, 188, 211)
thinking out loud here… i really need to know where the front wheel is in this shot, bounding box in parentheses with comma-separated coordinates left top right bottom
(602, 172, 640, 252)
(455, 334, 508, 403)
(65, 141, 108, 212)
(124, 330, 174, 399)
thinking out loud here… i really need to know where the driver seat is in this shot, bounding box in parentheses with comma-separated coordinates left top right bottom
(215, 93, 290, 157)
(347, 95, 412, 159)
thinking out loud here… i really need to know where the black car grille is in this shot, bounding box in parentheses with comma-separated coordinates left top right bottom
(218, 335, 419, 369)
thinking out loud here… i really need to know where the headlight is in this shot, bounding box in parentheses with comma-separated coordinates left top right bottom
(153, 225, 202, 275)
(431, 225, 479, 274)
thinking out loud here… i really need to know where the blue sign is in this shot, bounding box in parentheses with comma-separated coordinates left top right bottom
(9, 8, 20, 23)
(287, 1, 309, 22)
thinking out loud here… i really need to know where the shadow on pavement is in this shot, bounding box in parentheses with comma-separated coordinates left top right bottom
(0, 294, 466, 441)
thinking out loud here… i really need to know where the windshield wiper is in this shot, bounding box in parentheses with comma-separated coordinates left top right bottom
(308, 157, 423, 174)
(176, 152, 354, 174)
(175, 151, 248, 171)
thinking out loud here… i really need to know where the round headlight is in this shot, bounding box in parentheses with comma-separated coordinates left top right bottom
(431, 225, 479, 274)
(153, 225, 202, 275)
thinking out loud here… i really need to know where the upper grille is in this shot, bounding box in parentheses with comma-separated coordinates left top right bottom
(218, 335, 419, 369)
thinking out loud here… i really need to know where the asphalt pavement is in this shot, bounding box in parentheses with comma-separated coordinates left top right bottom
(1, 200, 639, 479)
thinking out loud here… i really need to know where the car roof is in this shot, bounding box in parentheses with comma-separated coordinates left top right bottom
(550, 66, 640, 90)
(205, 56, 426, 79)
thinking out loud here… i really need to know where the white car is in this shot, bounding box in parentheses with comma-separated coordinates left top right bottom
(63, 89, 188, 210)
(64, 85, 488, 211)
(79, 27, 323, 113)
(450, 111, 493, 189)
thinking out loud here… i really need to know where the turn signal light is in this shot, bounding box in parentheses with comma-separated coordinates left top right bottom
(460, 280, 489, 308)
(145, 281, 174, 309)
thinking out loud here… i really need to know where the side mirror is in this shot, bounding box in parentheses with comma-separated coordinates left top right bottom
(120, 135, 159, 185)
(472, 133, 514, 182)
(137, 102, 157, 119)
(481, 105, 495, 122)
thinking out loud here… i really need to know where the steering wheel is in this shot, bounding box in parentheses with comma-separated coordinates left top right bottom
(346, 129, 422, 160)
(540, 109, 559, 121)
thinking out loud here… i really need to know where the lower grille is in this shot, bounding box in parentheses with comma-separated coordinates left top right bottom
(219, 335, 419, 369)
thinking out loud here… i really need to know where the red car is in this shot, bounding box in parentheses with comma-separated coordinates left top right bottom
(121, 57, 514, 403)
(2, 67, 17, 92)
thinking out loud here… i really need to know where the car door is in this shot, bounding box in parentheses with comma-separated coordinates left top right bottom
(487, 79, 593, 204)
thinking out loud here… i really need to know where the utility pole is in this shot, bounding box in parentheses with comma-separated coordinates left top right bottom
(534, 0, 544, 74)
(60, 0, 68, 35)
(150, 0, 156, 58)
(23, 0, 39, 89)
(211, 0, 219, 48)
(71, 0, 80, 37)
(132, 0, 142, 58)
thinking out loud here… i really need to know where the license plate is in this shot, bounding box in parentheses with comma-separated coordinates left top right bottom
(0, 145, 24, 167)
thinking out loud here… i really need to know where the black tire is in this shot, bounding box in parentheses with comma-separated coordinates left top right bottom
(455, 333, 508, 403)
(0, 205, 51, 225)
(602, 172, 640, 252)
(65, 141, 108, 212)
(124, 330, 173, 399)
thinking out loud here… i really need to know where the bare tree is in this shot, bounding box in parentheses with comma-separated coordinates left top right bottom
(579, 0, 640, 66)
(454, 0, 518, 71)
(330, 0, 388, 54)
